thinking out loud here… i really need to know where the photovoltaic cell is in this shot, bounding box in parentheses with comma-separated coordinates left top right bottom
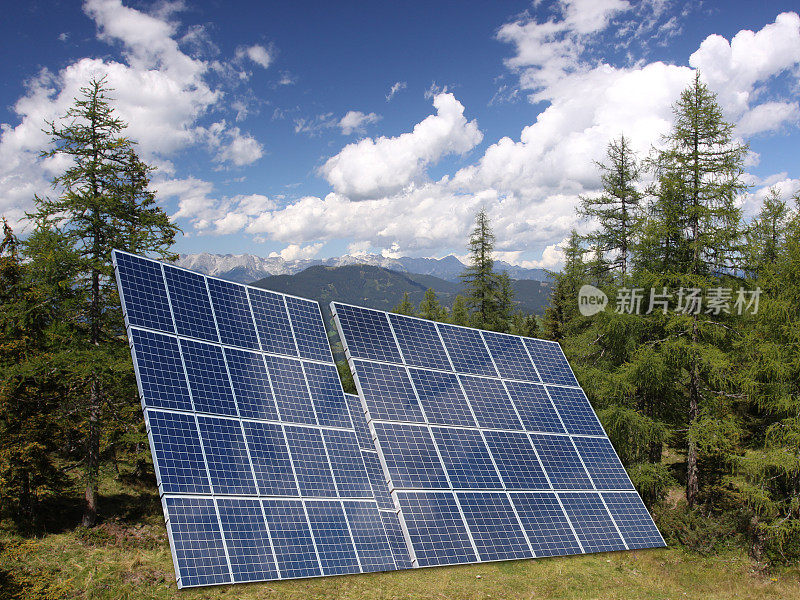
(572, 436, 634, 490)
(180, 339, 237, 416)
(396, 491, 477, 567)
(602, 492, 665, 549)
(482, 331, 540, 383)
(353, 360, 424, 423)
(558, 492, 626, 553)
(504, 381, 564, 434)
(322, 429, 373, 498)
(361, 451, 394, 510)
(305, 500, 361, 575)
(524, 338, 579, 387)
(409, 368, 475, 427)
(241, 421, 298, 496)
(264, 355, 316, 425)
(343, 501, 396, 572)
(261, 499, 321, 579)
(285, 296, 333, 363)
(431, 427, 502, 489)
(197, 415, 257, 495)
(247, 287, 297, 357)
(511, 493, 582, 557)
(334, 303, 402, 363)
(207, 278, 259, 350)
(380, 511, 413, 569)
(224, 347, 279, 421)
(131, 329, 192, 412)
(147, 410, 210, 494)
(114, 252, 173, 333)
(304, 361, 352, 428)
(483, 431, 549, 490)
(345, 393, 373, 450)
(284, 425, 338, 497)
(459, 375, 523, 430)
(372, 422, 449, 489)
(165, 496, 231, 587)
(528, 434, 593, 490)
(547, 386, 606, 436)
(388, 313, 451, 370)
(436, 323, 498, 377)
(163, 265, 218, 343)
(456, 492, 532, 561)
(217, 498, 279, 583)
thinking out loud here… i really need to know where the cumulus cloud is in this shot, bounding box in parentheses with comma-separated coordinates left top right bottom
(235, 44, 273, 69)
(320, 93, 482, 199)
(269, 242, 323, 261)
(338, 111, 381, 135)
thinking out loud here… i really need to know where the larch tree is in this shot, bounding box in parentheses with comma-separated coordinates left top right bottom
(461, 209, 500, 328)
(418, 288, 444, 321)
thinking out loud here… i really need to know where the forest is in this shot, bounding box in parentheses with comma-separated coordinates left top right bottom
(0, 74, 798, 597)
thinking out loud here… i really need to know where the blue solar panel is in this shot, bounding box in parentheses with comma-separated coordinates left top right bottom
(380, 511, 413, 569)
(459, 375, 523, 430)
(504, 381, 565, 434)
(572, 436, 634, 490)
(247, 287, 297, 357)
(264, 355, 316, 425)
(180, 339, 237, 416)
(456, 492, 532, 561)
(436, 323, 498, 377)
(130, 329, 192, 411)
(483, 431, 550, 489)
(524, 338, 579, 387)
(361, 451, 394, 510)
(304, 362, 352, 428)
(207, 278, 259, 350)
(261, 499, 321, 579)
(396, 491, 476, 567)
(114, 252, 173, 333)
(602, 492, 666, 549)
(388, 313, 451, 370)
(547, 386, 606, 436)
(147, 410, 210, 494)
(482, 331, 540, 382)
(409, 368, 476, 427)
(528, 434, 594, 490)
(510, 493, 582, 557)
(305, 500, 361, 575)
(224, 347, 279, 420)
(217, 498, 279, 583)
(322, 429, 373, 498)
(352, 360, 424, 423)
(334, 303, 402, 363)
(558, 492, 626, 553)
(372, 422, 449, 489)
(197, 415, 257, 495)
(431, 427, 502, 489)
(165, 496, 231, 587)
(343, 501, 396, 572)
(285, 296, 333, 363)
(241, 421, 298, 496)
(163, 265, 219, 343)
(345, 393, 373, 450)
(284, 425, 338, 497)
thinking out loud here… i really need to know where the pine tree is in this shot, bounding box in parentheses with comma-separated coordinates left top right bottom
(579, 135, 642, 277)
(25, 78, 179, 526)
(393, 292, 416, 316)
(418, 288, 444, 321)
(461, 209, 500, 328)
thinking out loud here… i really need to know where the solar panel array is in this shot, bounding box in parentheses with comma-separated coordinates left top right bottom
(331, 303, 665, 568)
(113, 251, 408, 588)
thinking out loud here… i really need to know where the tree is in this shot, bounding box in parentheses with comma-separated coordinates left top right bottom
(579, 135, 642, 277)
(510, 312, 539, 338)
(461, 209, 500, 328)
(392, 292, 416, 316)
(25, 78, 179, 526)
(418, 288, 444, 321)
(543, 230, 585, 341)
(493, 272, 515, 332)
(743, 186, 791, 277)
(450, 295, 470, 326)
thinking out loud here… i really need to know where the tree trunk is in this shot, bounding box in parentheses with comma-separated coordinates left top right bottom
(83, 376, 101, 527)
(686, 316, 700, 507)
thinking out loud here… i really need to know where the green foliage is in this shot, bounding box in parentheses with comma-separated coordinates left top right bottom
(417, 288, 444, 321)
(336, 361, 357, 395)
(450, 294, 470, 326)
(392, 291, 416, 316)
(461, 208, 500, 328)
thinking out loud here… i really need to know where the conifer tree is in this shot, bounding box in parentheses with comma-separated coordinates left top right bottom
(461, 209, 499, 328)
(393, 292, 416, 316)
(418, 287, 444, 321)
(543, 231, 585, 341)
(744, 186, 790, 276)
(493, 272, 515, 332)
(450, 295, 470, 326)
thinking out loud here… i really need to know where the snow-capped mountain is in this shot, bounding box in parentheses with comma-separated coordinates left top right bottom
(175, 252, 548, 284)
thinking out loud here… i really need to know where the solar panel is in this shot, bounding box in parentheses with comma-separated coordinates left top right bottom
(332, 302, 665, 569)
(113, 251, 399, 588)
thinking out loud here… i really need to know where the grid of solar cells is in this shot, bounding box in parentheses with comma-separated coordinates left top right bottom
(436, 323, 498, 377)
(264, 355, 316, 425)
(241, 421, 298, 496)
(163, 264, 219, 343)
(409, 368, 475, 427)
(528, 434, 593, 490)
(165, 496, 231, 587)
(343, 501, 396, 572)
(431, 427, 502, 489)
(217, 498, 279, 583)
(196, 416, 257, 495)
(602, 492, 666, 549)
(523, 338, 580, 387)
(380, 511, 413, 569)
(361, 451, 394, 510)
(304, 362, 352, 428)
(284, 296, 334, 363)
(573, 436, 634, 490)
(510, 493, 582, 557)
(180, 339, 237, 416)
(131, 329, 192, 411)
(558, 492, 626, 553)
(224, 347, 279, 420)
(261, 499, 321, 579)
(247, 287, 297, 357)
(505, 381, 565, 434)
(345, 393, 373, 450)
(481, 331, 540, 382)
(352, 360, 424, 423)
(334, 303, 402, 363)
(372, 422, 449, 489)
(459, 375, 523, 430)
(284, 425, 338, 497)
(305, 501, 361, 575)
(322, 429, 373, 498)
(483, 431, 549, 490)
(396, 491, 477, 567)
(207, 278, 260, 350)
(547, 386, 606, 436)
(388, 313, 451, 370)
(114, 252, 173, 332)
(147, 410, 210, 494)
(456, 492, 532, 561)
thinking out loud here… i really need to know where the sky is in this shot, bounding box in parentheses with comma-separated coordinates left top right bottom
(1, 0, 799, 267)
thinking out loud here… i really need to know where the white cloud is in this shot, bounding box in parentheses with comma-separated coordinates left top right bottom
(338, 111, 381, 135)
(386, 81, 406, 101)
(320, 93, 483, 199)
(236, 44, 273, 69)
(737, 101, 800, 136)
(269, 242, 323, 261)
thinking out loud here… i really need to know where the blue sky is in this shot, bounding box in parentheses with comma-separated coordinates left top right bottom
(2, 1, 799, 267)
